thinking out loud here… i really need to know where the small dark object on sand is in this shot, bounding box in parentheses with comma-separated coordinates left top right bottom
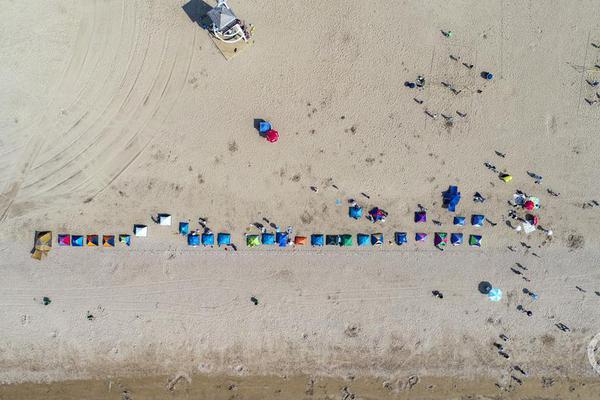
(495, 150, 506, 158)
(361, 192, 370, 199)
(499, 334, 509, 341)
(86, 312, 95, 321)
(449, 54, 460, 61)
(511, 376, 523, 385)
(42, 296, 51, 306)
(575, 286, 586, 293)
(456, 111, 467, 117)
(462, 62, 474, 69)
(514, 365, 528, 376)
(498, 350, 510, 359)
(310, 186, 319, 193)
(251, 296, 259, 305)
(510, 267, 523, 275)
(493, 342, 504, 350)
(547, 188, 560, 197)
(556, 323, 570, 332)
(432, 220, 442, 226)
(432, 290, 444, 299)
(594, 291, 600, 297)
(515, 262, 527, 271)
(414, 98, 424, 104)
(473, 192, 486, 203)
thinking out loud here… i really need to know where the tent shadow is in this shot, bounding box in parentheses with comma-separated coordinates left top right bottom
(182, 0, 213, 27)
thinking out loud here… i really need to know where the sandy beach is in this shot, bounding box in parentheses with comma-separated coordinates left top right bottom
(2, 0, 600, 398)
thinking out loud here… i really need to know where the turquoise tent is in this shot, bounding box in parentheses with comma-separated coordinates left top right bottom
(311, 234, 324, 247)
(262, 233, 275, 245)
(217, 233, 231, 246)
(357, 233, 370, 246)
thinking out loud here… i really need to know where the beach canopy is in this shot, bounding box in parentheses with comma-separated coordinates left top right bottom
(246, 234, 261, 247)
(326, 234, 340, 246)
(500, 174, 512, 183)
(262, 232, 275, 245)
(276, 232, 288, 247)
(32, 231, 52, 260)
(311, 234, 324, 247)
(471, 214, 485, 227)
(453, 216, 465, 226)
(349, 205, 363, 219)
(202, 233, 215, 246)
(207, 3, 238, 32)
(266, 129, 279, 143)
(415, 211, 427, 223)
(103, 235, 115, 247)
(469, 234, 482, 247)
(371, 233, 383, 246)
(158, 214, 171, 226)
(526, 214, 539, 226)
(488, 287, 502, 302)
(87, 235, 99, 246)
(369, 207, 387, 222)
(179, 222, 189, 235)
(443, 186, 461, 212)
(340, 234, 352, 247)
(395, 232, 408, 245)
(134, 225, 147, 237)
(357, 233, 370, 246)
(258, 120, 271, 133)
(434, 232, 448, 248)
(523, 200, 535, 211)
(58, 234, 71, 246)
(450, 232, 463, 246)
(294, 236, 307, 245)
(188, 233, 200, 246)
(119, 234, 131, 246)
(415, 232, 428, 242)
(217, 233, 231, 246)
(72, 235, 84, 247)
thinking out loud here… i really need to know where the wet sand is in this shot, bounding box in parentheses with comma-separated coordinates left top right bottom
(2, 374, 600, 400)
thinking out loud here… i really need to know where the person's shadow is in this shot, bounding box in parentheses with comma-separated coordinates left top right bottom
(182, 0, 213, 27)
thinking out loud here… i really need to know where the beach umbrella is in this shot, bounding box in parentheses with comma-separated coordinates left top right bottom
(414, 211, 427, 223)
(523, 200, 535, 211)
(349, 205, 363, 219)
(340, 234, 353, 247)
(434, 232, 448, 248)
(371, 233, 383, 246)
(276, 232, 288, 247)
(218, 233, 231, 246)
(294, 236, 307, 245)
(415, 232, 428, 242)
(478, 281, 492, 294)
(487, 288, 502, 302)
(58, 234, 71, 246)
(450, 232, 463, 246)
(395, 232, 408, 245)
(266, 129, 279, 143)
(357, 233, 370, 246)
(471, 214, 485, 227)
(469, 234, 482, 247)
(453, 216, 465, 226)
(246, 234, 261, 247)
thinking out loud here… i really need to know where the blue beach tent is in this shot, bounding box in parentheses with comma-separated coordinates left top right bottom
(202, 233, 214, 246)
(471, 214, 485, 227)
(443, 186, 461, 212)
(453, 216, 466, 226)
(311, 234, 324, 247)
(371, 233, 383, 246)
(72, 235, 84, 247)
(179, 222, 189, 235)
(357, 233, 370, 246)
(326, 234, 340, 246)
(276, 232, 288, 247)
(349, 205, 363, 219)
(188, 233, 200, 246)
(395, 232, 408, 245)
(217, 233, 231, 246)
(262, 233, 276, 245)
(450, 232, 463, 246)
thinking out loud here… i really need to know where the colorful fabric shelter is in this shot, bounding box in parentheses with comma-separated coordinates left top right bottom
(87, 235, 99, 246)
(276, 232, 288, 247)
(471, 214, 485, 227)
(102, 235, 115, 247)
(369, 207, 387, 222)
(395, 232, 408, 245)
(294, 236, 307, 245)
(453, 216, 465, 226)
(72, 235, 84, 247)
(32, 231, 52, 260)
(217, 233, 231, 246)
(434, 232, 448, 248)
(415, 232, 428, 242)
(349, 205, 363, 219)
(469, 234, 482, 247)
(119, 234, 131, 246)
(258, 120, 271, 133)
(450, 232, 463, 246)
(500, 174, 512, 182)
(326, 235, 340, 245)
(371, 233, 383, 246)
(443, 186, 461, 212)
(357, 233, 370, 246)
(188, 233, 200, 246)
(158, 214, 171, 226)
(311, 234, 324, 247)
(58, 234, 71, 246)
(246, 234, 261, 247)
(179, 222, 189, 235)
(134, 225, 147, 237)
(340, 234, 353, 247)
(266, 129, 279, 142)
(262, 233, 275, 245)
(202, 233, 215, 246)
(415, 211, 427, 223)
(488, 287, 502, 302)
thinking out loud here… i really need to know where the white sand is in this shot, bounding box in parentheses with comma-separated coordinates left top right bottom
(1, 0, 600, 385)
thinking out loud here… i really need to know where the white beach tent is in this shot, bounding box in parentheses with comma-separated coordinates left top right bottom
(158, 214, 172, 226)
(134, 225, 148, 237)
